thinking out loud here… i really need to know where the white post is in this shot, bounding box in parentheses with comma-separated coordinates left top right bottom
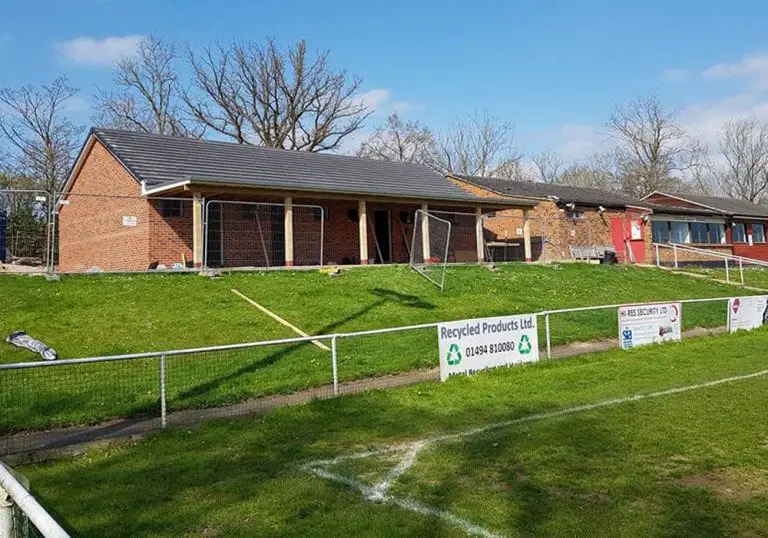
(725, 258, 730, 283)
(545, 313, 551, 359)
(655, 244, 660, 267)
(284, 197, 294, 267)
(475, 207, 485, 264)
(331, 336, 339, 395)
(739, 258, 744, 285)
(358, 200, 368, 265)
(0, 489, 12, 538)
(523, 209, 532, 262)
(421, 203, 430, 262)
(192, 192, 204, 269)
(673, 244, 678, 270)
(160, 354, 167, 428)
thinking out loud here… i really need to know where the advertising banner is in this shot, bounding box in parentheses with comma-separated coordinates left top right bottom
(619, 302, 682, 350)
(437, 314, 539, 381)
(728, 296, 768, 333)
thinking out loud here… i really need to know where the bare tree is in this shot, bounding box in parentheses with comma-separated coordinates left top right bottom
(436, 111, 521, 177)
(608, 95, 691, 197)
(718, 118, 768, 203)
(184, 39, 371, 151)
(557, 151, 620, 191)
(356, 113, 436, 166)
(94, 36, 200, 137)
(531, 149, 562, 183)
(0, 77, 82, 193)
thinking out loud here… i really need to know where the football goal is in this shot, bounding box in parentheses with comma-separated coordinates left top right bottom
(409, 209, 451, 290)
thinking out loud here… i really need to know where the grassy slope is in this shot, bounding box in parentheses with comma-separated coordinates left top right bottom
(0, 264, 757, 433)
(21, 330, 768, 537)
(680, 265, 768, 290)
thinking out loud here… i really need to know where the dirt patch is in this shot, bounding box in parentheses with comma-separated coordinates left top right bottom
(678, 468, 768, 501)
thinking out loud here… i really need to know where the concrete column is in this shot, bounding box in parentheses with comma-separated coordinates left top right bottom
(475, 207, 485, 263)
(421, 203, 431, 262)
(284, 197, 294, 267)
(358, 200, 369, 264)
(523, 209, 533, 262)
(192, 192, 204, 268)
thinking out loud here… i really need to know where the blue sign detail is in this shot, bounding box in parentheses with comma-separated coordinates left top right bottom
(621, 328, 633, 349)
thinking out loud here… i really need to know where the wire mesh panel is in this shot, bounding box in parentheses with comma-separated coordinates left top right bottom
(0, 357, 160, 457)
(410, 210, 451, 290)
(8, 503, 46, 538)
(55, 193, 195, 273)
(334, 327, 439, 396)
(0, 190, 51, 274)
(164, 341, 334, 421)
(430, 210, 479, 264)
(205, 200, 324, 269)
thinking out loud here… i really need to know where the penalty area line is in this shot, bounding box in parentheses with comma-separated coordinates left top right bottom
(231, 288, 331, 351)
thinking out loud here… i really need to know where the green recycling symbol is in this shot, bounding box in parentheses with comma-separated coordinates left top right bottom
(446, 343, 462, 366)
(518, 335, 533, 355)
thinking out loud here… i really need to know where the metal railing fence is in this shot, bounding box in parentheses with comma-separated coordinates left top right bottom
(0, 294, 745, 457)
(654, 242, 768, 286)
(0, 462, 69, 538)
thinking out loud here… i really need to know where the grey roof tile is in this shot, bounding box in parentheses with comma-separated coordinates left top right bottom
(91, 129, 534, 206)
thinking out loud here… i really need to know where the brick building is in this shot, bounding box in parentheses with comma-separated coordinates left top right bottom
(448, 175, 652, 263)
(642, 191, 768, 263)
(58, 129, 535, 272)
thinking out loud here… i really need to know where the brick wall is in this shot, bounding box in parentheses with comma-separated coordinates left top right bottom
(58, 141, 151, 272)
(148, 199, 193, 268)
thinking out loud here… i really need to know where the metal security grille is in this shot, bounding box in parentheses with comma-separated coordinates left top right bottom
(204, 200, 324, 269)
(0, 190, 52, 274)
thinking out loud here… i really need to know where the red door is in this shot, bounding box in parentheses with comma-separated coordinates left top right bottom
(611, 218, 646, 263)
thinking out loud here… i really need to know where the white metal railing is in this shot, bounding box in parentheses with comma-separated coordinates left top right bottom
(654, 242, 768, 285)
(0, 295, 739, 428)
(0, 462, 69, 538)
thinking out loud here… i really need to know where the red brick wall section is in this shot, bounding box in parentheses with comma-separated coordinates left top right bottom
(58, 141, 151, 272)
(148, 199, 194, 268)
(643, 194, 702, 209)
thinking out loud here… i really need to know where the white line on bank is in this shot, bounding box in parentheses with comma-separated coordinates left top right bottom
(231, 288, 331, 351)
(303, 368, 768, 537)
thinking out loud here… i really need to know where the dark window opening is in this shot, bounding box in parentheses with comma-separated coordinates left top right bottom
(161, 199, 183, 218)
(347, 208, 359, 222)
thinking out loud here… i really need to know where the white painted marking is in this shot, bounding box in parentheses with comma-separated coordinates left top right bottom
(231, 289, 331, 351)
(303, 368, 768, 537)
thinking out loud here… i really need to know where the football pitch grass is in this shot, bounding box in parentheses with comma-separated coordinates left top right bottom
(20, 330, 768, 537)
(0, 263, 762, 435)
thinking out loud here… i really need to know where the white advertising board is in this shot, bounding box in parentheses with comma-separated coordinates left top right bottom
(437, 314, 539, 381)
(619, 302, 681, 350)
(728, 296, 768, 333)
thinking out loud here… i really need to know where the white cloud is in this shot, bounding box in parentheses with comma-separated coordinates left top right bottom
(555, 124, 606, 162)
(680, 93, 768, 146)
(702, 53, 768, 90)
(661, 68, 690, 83)
(64, 96, 89, 113)
(352, 89, 391, 112)
(55, 35, 143, 67)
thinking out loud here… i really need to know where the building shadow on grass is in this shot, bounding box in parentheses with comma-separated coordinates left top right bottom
(175, 288, 434, 403)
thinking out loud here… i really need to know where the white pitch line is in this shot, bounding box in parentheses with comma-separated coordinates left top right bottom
(306, 367, 768, 469)
(231, 289, 331, 351)
(303, 464, 504, 538)
(302, 368, 768, 537)
(367, 441, 425, 502)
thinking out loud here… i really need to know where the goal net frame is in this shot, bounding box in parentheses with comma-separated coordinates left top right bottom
(409, 209, 452, 290)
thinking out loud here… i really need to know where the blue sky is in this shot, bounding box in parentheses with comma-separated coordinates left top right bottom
(2, 0, 768, 161)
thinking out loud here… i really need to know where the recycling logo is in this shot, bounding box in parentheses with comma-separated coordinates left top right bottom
(446, 343, 462, 366)
(518, 335, 533, 355)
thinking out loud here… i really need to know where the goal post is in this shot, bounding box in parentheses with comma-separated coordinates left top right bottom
(410, 209, 451, 290)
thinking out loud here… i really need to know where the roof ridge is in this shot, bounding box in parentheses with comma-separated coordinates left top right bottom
(92, 127, 441, 175)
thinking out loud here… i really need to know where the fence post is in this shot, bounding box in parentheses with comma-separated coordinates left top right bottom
(545, 313, 551, 360)
(739, 258, 744, 285)
(725, 258, 730, 284)
(0, 488, 12, 538)
(331, 336, 339, 395)
(673, 245, 678, 270)
(160, 354, 167, 428)
(655, 244, 660, 267)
